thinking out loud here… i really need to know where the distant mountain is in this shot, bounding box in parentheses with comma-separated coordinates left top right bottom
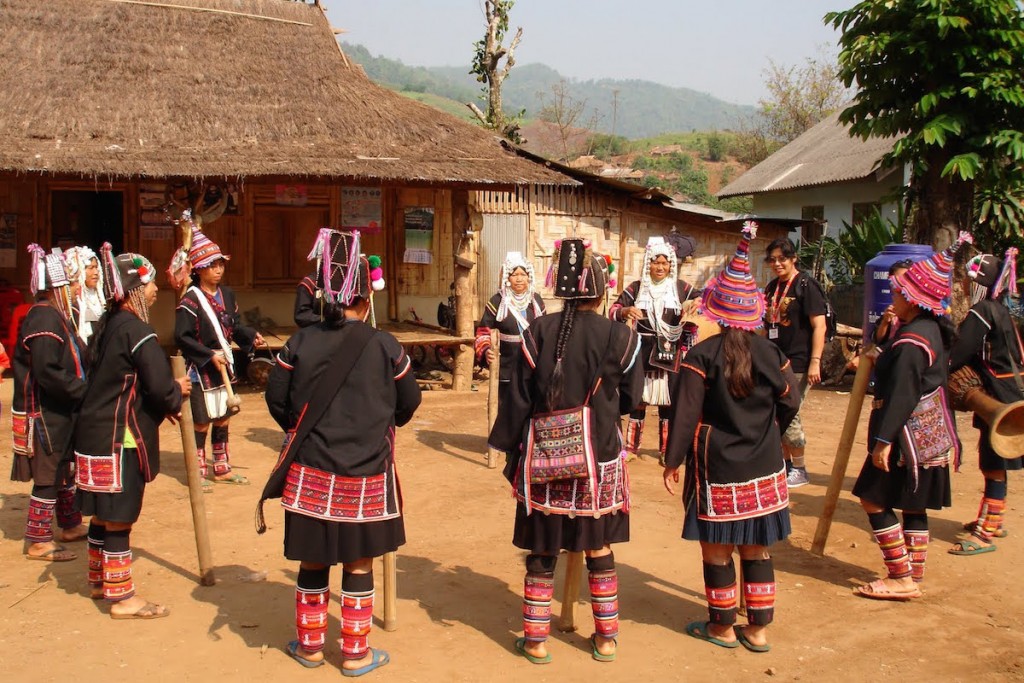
(342, 43, 755, 139)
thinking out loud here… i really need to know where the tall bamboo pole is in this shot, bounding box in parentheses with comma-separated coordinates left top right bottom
(811, 347, 875, 556)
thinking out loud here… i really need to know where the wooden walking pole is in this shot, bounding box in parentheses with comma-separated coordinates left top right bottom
(167, 211, 214, 585)
(486, 330, 501, 469)
(171, 354, 215, 586)
(811, 346, 875, 556)
(382, 551, 398, 631)
(557, 551, 585, 632)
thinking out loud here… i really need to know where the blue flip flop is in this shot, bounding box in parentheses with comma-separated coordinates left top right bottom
(735, 626, 771, 653)
(685, 620, 739, 649)
(342, 648, 390, 677)
(514, 637, 552, 664)
(286, 640, 324, 668)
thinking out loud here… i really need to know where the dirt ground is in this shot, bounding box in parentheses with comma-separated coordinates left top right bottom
(1, 377, 1022, 683)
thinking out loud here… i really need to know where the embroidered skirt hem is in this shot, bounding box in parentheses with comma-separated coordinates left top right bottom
(284, 512, 405, 565)
(682, 502, 790, 545)
(77, 448, 145, 524)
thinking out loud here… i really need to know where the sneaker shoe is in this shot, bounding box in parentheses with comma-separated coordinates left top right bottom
(787, 467, 809, 488)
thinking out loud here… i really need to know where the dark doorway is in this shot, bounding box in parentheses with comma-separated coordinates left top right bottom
(50, 190, 124, 253)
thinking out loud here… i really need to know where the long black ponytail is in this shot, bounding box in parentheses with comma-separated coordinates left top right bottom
(722, 326, 754, 399)
(545, 300, 578, 411)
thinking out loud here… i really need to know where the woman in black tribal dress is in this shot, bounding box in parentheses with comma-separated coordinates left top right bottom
(610, 234, 699, 463)
(12, 245, 89, 562)
(174, 221, 262, 485)
(490, 239, 642, 665)
(259, 229, 420, 677)
(853, 232, 970, 601)
(74, 248, 187, 619)
(948, 249, 1024, 555)
(664, 223, 799, 653)
(476, 251, 545, 410)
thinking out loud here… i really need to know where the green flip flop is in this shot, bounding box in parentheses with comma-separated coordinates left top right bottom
(735, 626, 771, 653)
(948, 538, 997, 556)
(685, 620, 739, 649)
(514, 637, 552, 664)
(590, 633, 617, 662)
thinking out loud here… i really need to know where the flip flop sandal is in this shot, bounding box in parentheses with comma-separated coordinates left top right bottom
(286, 640, 324, 669)
(590, 633, 617, 662)
(948, 538, 997, 556)
(110, 601, 170, 620)
(214, 474, 250, 485)
(685, 620, 739, 649)
(962, 520, 1008, 538)
(25, 546, 76, 562)
(514, 637, 552, 664)
(854, 579, 921, 601)
(735, 626, 771, 653)
(342, 648, 390, 677)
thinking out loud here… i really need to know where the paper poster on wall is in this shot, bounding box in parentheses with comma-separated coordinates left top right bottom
(341, 187, 383, 234)
(0, 213, 16, 268)
(138, 183, 174, 241)
(403, 207, 434, 264)
(275, 184, 308, 207)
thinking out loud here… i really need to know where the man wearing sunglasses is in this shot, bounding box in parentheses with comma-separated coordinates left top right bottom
(762, 238, 827, 488)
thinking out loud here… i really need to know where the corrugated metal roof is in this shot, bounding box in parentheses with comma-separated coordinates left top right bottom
(717, 110, 902, 198)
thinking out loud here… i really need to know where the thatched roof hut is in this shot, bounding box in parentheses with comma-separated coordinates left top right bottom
(0, 0, 567, 186)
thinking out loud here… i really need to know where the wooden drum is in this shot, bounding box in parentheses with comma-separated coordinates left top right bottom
(948, 365, 985, 412)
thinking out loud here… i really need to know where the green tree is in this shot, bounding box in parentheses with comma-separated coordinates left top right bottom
(826, 1, 1024, 248)
(468, 0, 524, 143)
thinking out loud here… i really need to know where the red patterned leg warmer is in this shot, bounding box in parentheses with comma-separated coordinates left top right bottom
(25, 495, 56, 544)
(586, 553, 619, 639)
(625, 418, 644, 454)
(740, 558, 776, 626)
(523, 571, 555, 643)
(56, 482, 82, 530)
(703, 561, 738, 626)
(870, 520, 912, 580)
(212, 425, 230, 476)
(296, 567, 330, 653)
(658, 419, 670, 459)
(102, 529, 134, 602)
(340, 571, 374, 661)
(976, 497, 1006, 543)
(904, 529, 929, 582)
(196, 446, 208, 478)
(87, 522, 106, 592)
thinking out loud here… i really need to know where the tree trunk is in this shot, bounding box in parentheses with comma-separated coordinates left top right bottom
(908, 148, 974, 250)
(451, 190, 476, 391)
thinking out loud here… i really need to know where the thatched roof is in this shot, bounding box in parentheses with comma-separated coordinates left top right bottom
(717, 110, 901, 198)
(0, 0, 571, 186)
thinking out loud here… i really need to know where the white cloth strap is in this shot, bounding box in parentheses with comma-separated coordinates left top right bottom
(188, 285, 234, 371)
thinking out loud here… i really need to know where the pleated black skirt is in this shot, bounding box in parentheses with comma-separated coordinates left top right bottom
(852, 453, 951, 510)
(512, 503, 629, 555)
(283, 511, 405, 565)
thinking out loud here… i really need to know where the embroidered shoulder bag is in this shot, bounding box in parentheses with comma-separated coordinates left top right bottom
(526, 328, 611, 484)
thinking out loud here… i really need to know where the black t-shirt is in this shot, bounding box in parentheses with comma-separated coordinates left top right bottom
(764, 270, 827, 373)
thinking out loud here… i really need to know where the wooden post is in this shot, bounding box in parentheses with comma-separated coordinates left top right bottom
(451, 190, 477, 391)
(487, 330, 501, 469)
(811, 346, 875, 556)
(170, 355, 215, 586)
(557, 551, 584, 632)
(382, 550, 398, 631)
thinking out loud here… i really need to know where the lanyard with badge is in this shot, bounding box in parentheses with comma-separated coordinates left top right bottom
(767, 275, 796, 340)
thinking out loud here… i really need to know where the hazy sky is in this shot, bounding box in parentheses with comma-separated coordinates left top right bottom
(321, 0, 843, 106)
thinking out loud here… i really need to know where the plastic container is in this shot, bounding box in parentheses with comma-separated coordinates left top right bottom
(863, 243, 934, 345)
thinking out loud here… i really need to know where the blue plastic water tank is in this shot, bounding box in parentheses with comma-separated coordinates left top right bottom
(863, 243, 934, 345)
